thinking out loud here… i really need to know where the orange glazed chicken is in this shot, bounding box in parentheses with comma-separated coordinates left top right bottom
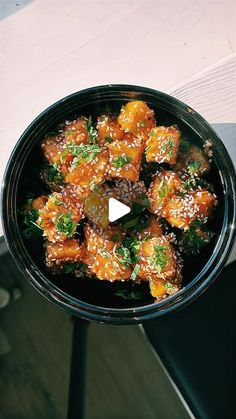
(22, 100, 218, 301)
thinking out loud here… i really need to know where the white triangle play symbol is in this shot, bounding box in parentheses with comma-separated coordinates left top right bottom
(108, 198, 131, 222)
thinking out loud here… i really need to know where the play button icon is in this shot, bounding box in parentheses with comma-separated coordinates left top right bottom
(108, 197, 131, 222)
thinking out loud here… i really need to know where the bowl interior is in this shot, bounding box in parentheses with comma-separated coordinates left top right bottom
(15, 89, 225, 310)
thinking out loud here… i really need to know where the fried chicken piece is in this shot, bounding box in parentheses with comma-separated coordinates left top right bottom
(146, 125, 180, 164)
(118, 100, 156, 140)
(164, 189, 217, 229)
(108, 137, 143, 182)
(97, 114, 124, 145)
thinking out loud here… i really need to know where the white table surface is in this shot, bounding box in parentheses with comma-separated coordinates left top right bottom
(0, 0, 236, 258)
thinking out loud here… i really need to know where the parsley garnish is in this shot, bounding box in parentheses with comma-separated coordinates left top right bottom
(187, 160, 200, 174)
(138, 193, 150, 207)
(51, 194, 63, 206)
(184, 177, 212, 192)
(140, 120, 146, 127)
(120, 216, 139, 230)
(101, 115, 109, 123)
(104, 136, 113, 143)
(165, 282, 175, 290)
(180, 220, 213, 255)
(149, 245, 169, 273)
(176, 191, 185, 198)
(99, 247, 111, 258)
(111, 234, 120, 242)
(130, 264, 140, 281)
(62, 261, 87, 274)
(55, 210, 77, 237)
(167, 139, 174, 156)
(48, 163, 64, 184)
(112, 156, 132, 168)
(162, 138, 174, 157)
(117, 246, 132, 267)
(22, 205, 43, 239)
(159, 186, 168, 199)
(84, 115, 98, 143)
(123, 237, 140, 253)
(67, 144, 101, 168)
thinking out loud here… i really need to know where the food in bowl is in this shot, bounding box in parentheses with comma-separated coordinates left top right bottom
(21, 100, 218, 301)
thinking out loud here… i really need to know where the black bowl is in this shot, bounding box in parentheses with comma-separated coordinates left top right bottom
(1, 85, 236, 324)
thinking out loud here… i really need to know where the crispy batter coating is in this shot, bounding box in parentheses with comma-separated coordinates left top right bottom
(63, 117, 90, 145)
(146, 125, 180, 164)
(97, 115, 124, 144)
(37, 185, 84, 242)
(108, 138, 143, 181)
(175, 143, 210, 176)
(148, 171, 182, 215)
(41, 135, 73, 175)
(137, 236, 178, 281)
(46, 239, 85, 267)
(84, 224, 124, 254)
(32, 195, 48, 210)
(65, 148, 109, 192)
(149, 278, 168, 298)
(84, 183, 112, 228)
(117, 100, 156, 140)
(164, 189, 217, 229)
(91, 252, 132, 281)
(137, 216, 163, 240)
(149, 277, 180, 299)
(113, 179, 148, 206)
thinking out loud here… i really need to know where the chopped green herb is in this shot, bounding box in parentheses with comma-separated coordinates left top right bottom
(150, 130, 156, 137)
(123, 237, 140, 253)
(167, 139, 174, 156)
(99, 247, 111, 258)
(120, 216, 139, 230)
(62, 261, 87, 274)
(138, 193, 150, 207)
(130, 264, 140, 281)
(176, 191, 185, 198)
(111, 234, 120, 242)
(112, 155, 132, 168)
(115, 289, 142, 300)
(51, 194, 63, 206)
(184, 177, 198, 191)
(117, 246, 132, 267)
(184, 177, 212, 192)
(104, 136, 113, 143)
(162, 138, 174, 157)
(149, 245, 169, 274)
(67, 144, 101, 168)
(187, 160, 200, 174)
(140, 120, 146, 127)
(165, 282, 175, 290)
(84, 115, 98, 143)
(48, 163, 64, 184)
(101, 115, 109, 123)
(180, 219, 213, 255)
(60, 150, 69, 163)
(22, 205, 43, 239)
(158, 184, 171, 199)
(55, 210, 77, 237)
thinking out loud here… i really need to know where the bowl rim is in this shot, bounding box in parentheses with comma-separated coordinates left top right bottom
(1, 84, 236, 323)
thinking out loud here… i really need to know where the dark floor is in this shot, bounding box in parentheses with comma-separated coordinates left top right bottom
(0, 251, 190, 419)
